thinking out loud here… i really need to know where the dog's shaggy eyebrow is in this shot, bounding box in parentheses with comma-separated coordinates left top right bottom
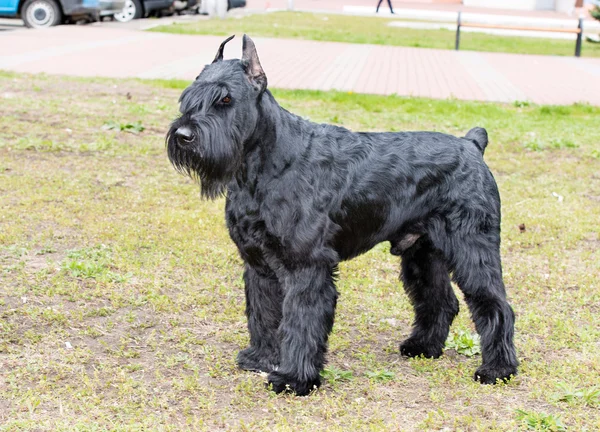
(179, 83, 230, 111)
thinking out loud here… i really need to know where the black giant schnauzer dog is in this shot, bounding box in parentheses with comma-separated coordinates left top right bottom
(167, 35, 518, 396)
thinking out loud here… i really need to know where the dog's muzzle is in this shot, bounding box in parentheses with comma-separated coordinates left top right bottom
(174, 126, 195, 146)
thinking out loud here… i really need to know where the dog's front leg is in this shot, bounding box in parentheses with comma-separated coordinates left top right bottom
(237, 264, 283, 373)
(268, 264, 338, 396)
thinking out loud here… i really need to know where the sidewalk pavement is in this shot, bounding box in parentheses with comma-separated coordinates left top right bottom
(1, 25, 600, 105)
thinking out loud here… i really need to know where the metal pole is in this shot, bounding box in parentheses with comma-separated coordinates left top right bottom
(575, 17, 583, 57)
(287, 0, 293, 11)
(455, 12, 461, 51)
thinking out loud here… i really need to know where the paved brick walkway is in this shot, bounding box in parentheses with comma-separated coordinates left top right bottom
(1, 26, 600, 105)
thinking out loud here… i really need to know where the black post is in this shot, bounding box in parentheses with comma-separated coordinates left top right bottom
(575, 17, 583, 57)
(456, 12, 462, 51)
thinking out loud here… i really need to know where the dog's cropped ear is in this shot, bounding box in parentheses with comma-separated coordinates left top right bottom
(213, 35, 235, 63)
(241, 34, 267, 92)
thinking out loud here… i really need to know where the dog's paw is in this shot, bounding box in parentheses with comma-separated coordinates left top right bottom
(267, 371, 321, 396)
(400, 338, 443, 359)
(474, 365, 517, 384)
(237, 347, 278, 373)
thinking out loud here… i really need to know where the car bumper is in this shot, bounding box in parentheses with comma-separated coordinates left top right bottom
(99, 0, 126, 15)
(144, 0, 174, 13)
(60, 0, 98, 16)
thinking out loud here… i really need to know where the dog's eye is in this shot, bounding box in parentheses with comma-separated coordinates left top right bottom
(221, 96, 231, 104)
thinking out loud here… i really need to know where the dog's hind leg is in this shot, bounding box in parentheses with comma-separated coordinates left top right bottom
(449, 234, 518, 384)
(237, 265, 283, 373)
(399, 236, 459, 359)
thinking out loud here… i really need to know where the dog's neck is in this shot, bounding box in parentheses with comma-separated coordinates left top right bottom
(246, 90, 312, 161)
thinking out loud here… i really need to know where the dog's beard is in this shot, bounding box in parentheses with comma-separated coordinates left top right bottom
(167, 118, 243, 200)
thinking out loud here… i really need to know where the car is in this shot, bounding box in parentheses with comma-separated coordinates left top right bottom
(0, 0, 124, 28)
(171, 0, 245, 18)
(196, 0, 244, 16)
(113, 0, 173, 22)
(99, 0, 128, 19)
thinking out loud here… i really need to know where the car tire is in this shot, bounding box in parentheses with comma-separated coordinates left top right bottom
(113, 0, 143, 22)
(21, 0, 63, 28)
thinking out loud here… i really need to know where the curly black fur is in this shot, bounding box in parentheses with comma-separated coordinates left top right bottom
(166, 35, 518, 395)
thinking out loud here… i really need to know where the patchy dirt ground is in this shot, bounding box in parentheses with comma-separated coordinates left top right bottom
(0, 71, 599, 431)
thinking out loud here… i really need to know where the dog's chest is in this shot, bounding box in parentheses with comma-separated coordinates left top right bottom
(226, 179, 331, 270)
(225, 188, 274, 269)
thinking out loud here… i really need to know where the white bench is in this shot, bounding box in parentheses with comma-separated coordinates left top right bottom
(455, 12, 585, 57)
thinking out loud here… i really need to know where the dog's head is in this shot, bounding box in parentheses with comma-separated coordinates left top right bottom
(166, 34, 267, 199)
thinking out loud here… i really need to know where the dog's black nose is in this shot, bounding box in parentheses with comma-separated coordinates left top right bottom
(175, 126, 195, 144)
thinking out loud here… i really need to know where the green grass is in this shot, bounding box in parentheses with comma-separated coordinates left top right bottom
(553, 382, 600, 406)
(445, 329, 481, 357)
(516, 409, 567, 431)
(151, 11, 600, 57)
(1, 71, 600, 430)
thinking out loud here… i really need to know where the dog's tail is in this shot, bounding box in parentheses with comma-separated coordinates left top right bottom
(464, 127, 488, 155)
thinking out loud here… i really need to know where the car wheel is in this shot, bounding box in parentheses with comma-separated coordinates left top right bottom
(113, 0, 143, 22)
(21, 0, 62, 28)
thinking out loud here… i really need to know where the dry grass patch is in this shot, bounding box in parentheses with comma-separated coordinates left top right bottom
(0, 71, 599, 431)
